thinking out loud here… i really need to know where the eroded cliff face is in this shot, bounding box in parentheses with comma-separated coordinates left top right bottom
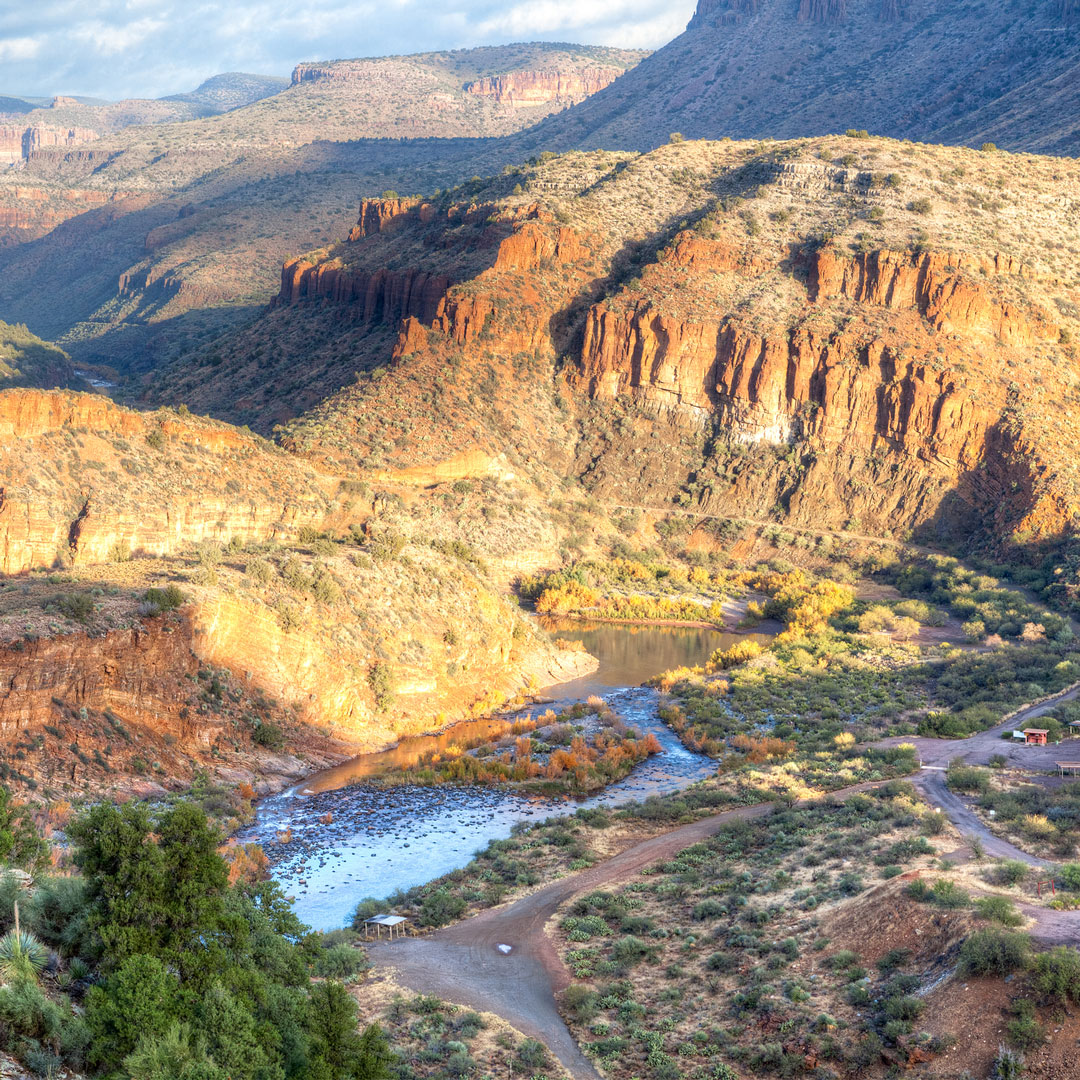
(0, 125, 98, 167)
(0, 389, 336, 575)
(0, 383, 595, 797)
(464, 68, 626, 106)
(569, 233, 1070, 539)
(270, 137, 1078, 548)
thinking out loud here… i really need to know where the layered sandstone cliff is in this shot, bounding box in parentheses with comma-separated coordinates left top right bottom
(0, 390, 335, 575)
(0, 124, 97, 167)
(464, 67, 626, 106)
(0, 384, 595, 797)
(271, 140, 1079, 549)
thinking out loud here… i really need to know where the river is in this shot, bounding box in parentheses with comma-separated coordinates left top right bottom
(240, 620, 762, 930)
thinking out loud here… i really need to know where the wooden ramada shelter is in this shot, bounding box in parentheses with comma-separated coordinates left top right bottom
(361, 914, 409, 940)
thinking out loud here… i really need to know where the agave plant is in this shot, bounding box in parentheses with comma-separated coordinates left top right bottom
(0, 928, 49, 982)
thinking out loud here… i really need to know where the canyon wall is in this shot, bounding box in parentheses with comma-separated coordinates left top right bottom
(0, 390, 335, 575)
(464, 68, 626, 106)
(0, 125, 98, 167)
(570, 234, 1067, 538)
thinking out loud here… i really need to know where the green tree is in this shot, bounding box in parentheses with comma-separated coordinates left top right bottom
(0, 787, 47, 870)
(198, 985, 267, 1080)
(307, 982, 392, 1080)
(122, 1022, 226, 1080)
(86, 954, 179, 1070)
(70, 801, 229, 981)
(68, 802, 163, 963)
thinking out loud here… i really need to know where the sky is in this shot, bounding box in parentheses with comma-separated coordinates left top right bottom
(0, 0, 697, 101)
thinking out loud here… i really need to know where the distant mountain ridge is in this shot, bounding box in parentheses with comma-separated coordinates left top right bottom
(521, 0, 1080, 155)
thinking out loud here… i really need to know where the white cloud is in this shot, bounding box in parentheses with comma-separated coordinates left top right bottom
(0, 36, 43, 62)
(71, 16, 166, 55)
(0, 0, 696, 99)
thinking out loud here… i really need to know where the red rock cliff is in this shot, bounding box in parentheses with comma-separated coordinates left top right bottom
(0, 124, 97, 167)
(464, 67, 626, 106)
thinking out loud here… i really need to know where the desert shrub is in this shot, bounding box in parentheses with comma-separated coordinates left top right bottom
(610, 936, 652, 966)
(418, 890, 466, 928)
(367, 531, 406, 563)
(946, 765, 990, 794)
(0, 978, 64, 1046)
(312, 943, 366, 980)
(692, 898, 727, 921)
(1031, 946, 1080, 1003)
(929, 879, 970, 908)
(48, 593, 95, 622)
(994, 861, 1031, 887)
(959, 929, 1032, 976)
(246, 559, 273, 584)
(975, 896, 1023, 927)
(562, 984, 600, 1023)
(828, 950, 860, 972)
(142, 586, 186, 616)
(992, 1044, 1024, 1080)
(251, 722, 285, 752)
(1006, 999, 1044, 1049)
(883, 995, 924, 1021)
(705, 951, 736, 972)
(368, 662, 395, 712)
(877, 948, 912, 972)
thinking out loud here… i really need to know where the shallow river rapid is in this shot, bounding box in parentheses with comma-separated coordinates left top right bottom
(240, 620, 757, 930)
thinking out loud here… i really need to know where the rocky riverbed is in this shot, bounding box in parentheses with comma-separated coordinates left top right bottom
(239, 687, 720, 929)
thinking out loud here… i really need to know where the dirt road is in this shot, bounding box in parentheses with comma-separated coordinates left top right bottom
(371, 802, 776, 1079)
(371, 681, 1080, 1076)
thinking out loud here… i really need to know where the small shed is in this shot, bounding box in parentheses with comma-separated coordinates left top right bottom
(1023, 728, 1049, 745)
(362, 914, 409, 941)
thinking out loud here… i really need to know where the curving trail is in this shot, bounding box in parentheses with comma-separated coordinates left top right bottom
(370, 681, 1080, 1078)
(371, 802, 776, 1079)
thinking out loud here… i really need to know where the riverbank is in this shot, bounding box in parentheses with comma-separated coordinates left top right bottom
(236, 686, 722, 930)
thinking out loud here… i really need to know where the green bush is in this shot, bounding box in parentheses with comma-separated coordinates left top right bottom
(49, 593, 95, 623)
(418, 890, 466, 928)
(1006, 999, 1044, 1049)
(562, 984, 600, 1023)
(929, 879, 970, 908)
(0, 979, 63, 1047)
(312, 943, 367, 980)
(975, 896, 1023, 927)
(959, 929, 1032, 976)
(994, 861, 1031, 887)
(883, 995, 924, 1021)
(828, 950, 860, 972)
(946, 765, 991, 794)
(1031, 946, 1080, 1003)
(992, 1044, 1024, 1080)
(611, 935, 652, 966)
(143, 586, 185, 615)
(86, 954, 179, 1070)
(251, 721, 285, 751)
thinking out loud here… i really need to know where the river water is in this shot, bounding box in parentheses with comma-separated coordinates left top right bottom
(240, 620, 758, 930)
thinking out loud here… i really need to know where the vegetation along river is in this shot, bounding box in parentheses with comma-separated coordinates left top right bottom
(240, 621, 767, 929)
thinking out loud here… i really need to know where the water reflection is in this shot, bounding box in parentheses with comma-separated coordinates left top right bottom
(242, 619, 772, 929)
(536, 617, 769, 701)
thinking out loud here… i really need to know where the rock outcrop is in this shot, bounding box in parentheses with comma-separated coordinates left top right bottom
(464, 68, 627, 106)
(0, 125, 97, 167)
(0, 390, 335, 575)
